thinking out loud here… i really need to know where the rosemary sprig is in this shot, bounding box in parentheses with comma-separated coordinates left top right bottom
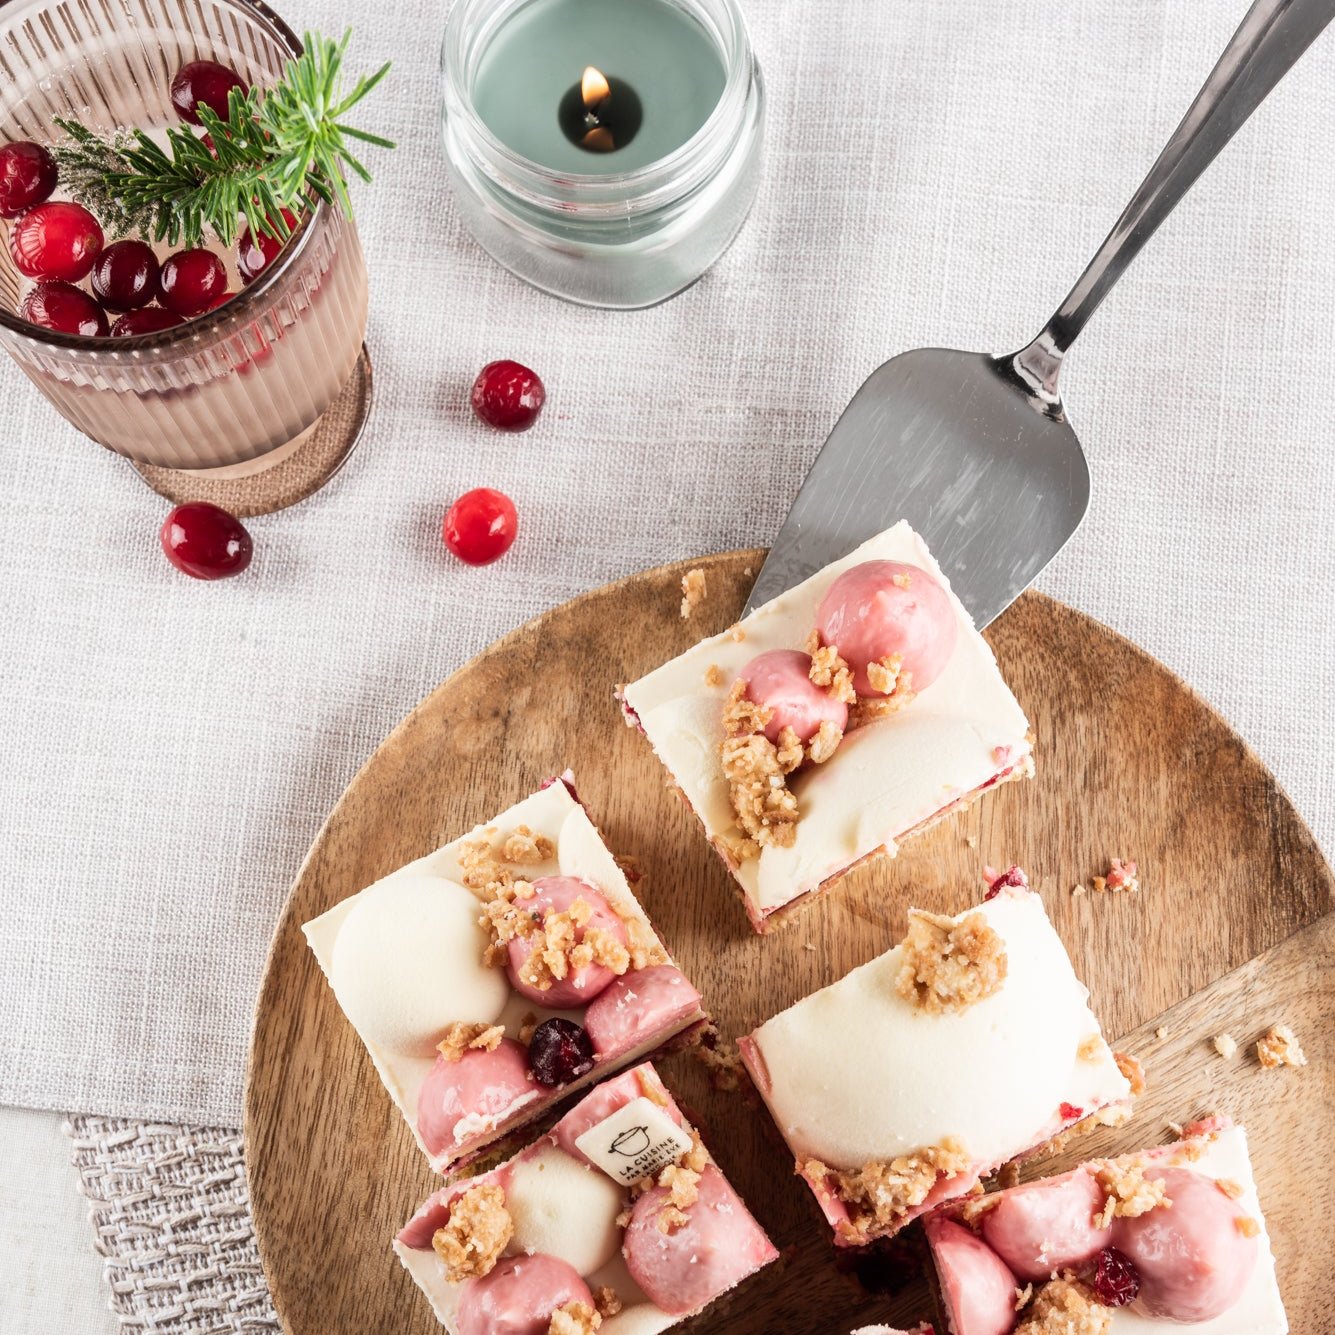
(52, 31, 392, 249)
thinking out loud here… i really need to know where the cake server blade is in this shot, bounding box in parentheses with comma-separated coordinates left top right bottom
(746, 0, 1334, 627)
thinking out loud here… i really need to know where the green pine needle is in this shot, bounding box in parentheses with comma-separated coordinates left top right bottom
(52, 31, 392, 249)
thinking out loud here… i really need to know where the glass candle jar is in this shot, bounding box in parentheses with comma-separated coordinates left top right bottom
(0, 0, 371, 502)
(441, 0, 765, 309)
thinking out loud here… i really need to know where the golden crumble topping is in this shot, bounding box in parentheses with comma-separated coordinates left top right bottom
(680, 568, 706, 619)
(518, 1012, 538, 1045)
(958, 1192, 1002, 1227)
(549, 1300, 601, 1335)
(636, 1067, 669, 1108)
(895, 909, 1007, 1013)
(1235, 1216, 1261, 1238)
(500, 825, 555, 865)
(1015, 1283, 1035, 1311)
(808, 718, 843, 763)
(431, 1183, 512, 1283)
(695, 1028, 743, 1092)
(892, 571, 913, 589)
(1093, 1160, 1170, 1227)
(459, 833, 515, 895)
(514, 897, 631, 994)
(1014, 1278, 1111, 1335)
(651, 1132, 710, 1233)
(728, 624, 746, 642)
(475, 853, 649, 984)
(1215, 1178, 1244, 1200)
(1077, 1035, 1105, 1062)
(805, 1137, 971, 1244)
(1212, 1033, 1238, 1060)
(864, 652, 916, 711)
(1114, 1051, 1146, 1098)
(437, 1022, 505, 1063)
(804, 631, 857, 705)
(720, 682, 800, 857)
(997, 1161, 1021, 1191)
(624, 914, 669, 970)
(593, 1287, 622, 1319)
(1257, 1023, 1306, 1069)
(704, 663, 724, 687)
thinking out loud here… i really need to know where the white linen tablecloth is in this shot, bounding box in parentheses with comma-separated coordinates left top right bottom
(1, 0, 1332, 1130)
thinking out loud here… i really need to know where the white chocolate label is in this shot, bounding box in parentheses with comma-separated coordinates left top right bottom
(574, 1097, 693, 1186)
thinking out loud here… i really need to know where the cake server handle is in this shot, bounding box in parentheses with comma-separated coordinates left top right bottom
(1013, 0, 1334, 399)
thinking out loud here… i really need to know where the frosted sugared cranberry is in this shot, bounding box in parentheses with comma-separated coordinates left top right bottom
(506, 877, 628, 1008)
(471, 359, 546, 431)
(443, 488, 518, 565)
(816, 559, 959, 696)
(159, 248, 227, 316)
(91, 239, 160, 311)
(455, 1254, 593, 1335)
(8, 202, 103, 281)
(0, 141, 58, 217)
(737, 648, 848, 745)
(416, 1038, 535, 1156)
(1091, 1246, 1140, 1308)
(170, 59, 248, 124)
(527, 1018, 594, 1088)
(237, 208, 297, 283)
(160, 502, 253, 580)
(19, 281, 108, 336)
(111, 307, 186, 336)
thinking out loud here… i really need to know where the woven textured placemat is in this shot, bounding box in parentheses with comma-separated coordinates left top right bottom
(65, 1116, 278, 1334)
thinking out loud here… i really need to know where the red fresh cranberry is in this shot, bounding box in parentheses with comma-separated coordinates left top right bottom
(984, 864, 1029, 900)
(170, 59, 248, 124)
(90, 239, 160, 311)
(1058, 1102, 1084, 1122)
(159, 248, 227, 316)
(236, 209, 297, 284)
(8, 201, 103, 281)
(470, 359, 546, 431)
(527, 1018, 595, 1087)
(160, 502, 253, 580)
(203, 288, 235, 311)
(1091, 1246, 1140, 1308)
(442, 487, 518, 565)
(0, 141, 58, 217)
(18, 281, 108, 336)
(111, 307, 186, 336)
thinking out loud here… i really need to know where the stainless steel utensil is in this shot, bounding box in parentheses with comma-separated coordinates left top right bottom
(746, 0, 1334, 625)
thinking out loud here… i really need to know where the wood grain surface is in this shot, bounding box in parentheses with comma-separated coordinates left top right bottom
(245, 550, 1333, 1334)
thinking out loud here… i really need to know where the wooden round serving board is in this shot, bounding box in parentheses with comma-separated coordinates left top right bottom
(246, 551, 1335, 1334)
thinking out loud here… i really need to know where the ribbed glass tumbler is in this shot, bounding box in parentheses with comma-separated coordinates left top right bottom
(0, 0, 370, 488)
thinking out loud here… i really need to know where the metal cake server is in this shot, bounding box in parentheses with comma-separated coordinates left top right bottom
(746, 0, 1334, 625)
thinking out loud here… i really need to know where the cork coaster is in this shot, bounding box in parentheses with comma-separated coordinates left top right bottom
(130, 346, 373, 518)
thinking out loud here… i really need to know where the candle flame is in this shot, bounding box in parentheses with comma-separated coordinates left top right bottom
(582, 65, 611, 107)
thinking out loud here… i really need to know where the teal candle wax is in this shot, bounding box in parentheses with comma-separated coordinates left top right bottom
(472, 0, 728, 174)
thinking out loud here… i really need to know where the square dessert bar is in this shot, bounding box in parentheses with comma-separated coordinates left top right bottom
(304, 778, 706, 1173)
(739, 876, 1134, 1246)
(394, 1062, 778, 1334)
(921, 1118, 1286, 1334)
(620, 521, 1033, 931)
